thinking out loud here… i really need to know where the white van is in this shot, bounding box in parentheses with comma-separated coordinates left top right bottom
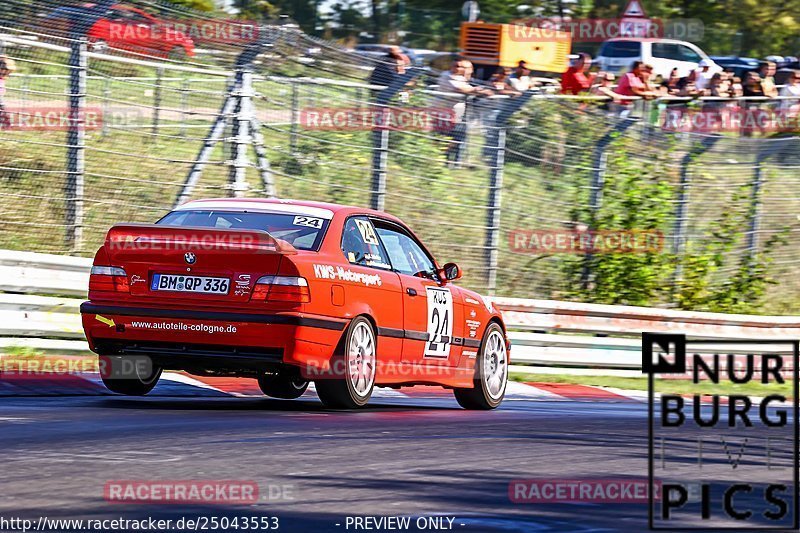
(596, 38, 721, 79)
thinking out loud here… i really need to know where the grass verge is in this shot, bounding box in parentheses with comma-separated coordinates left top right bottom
(509, 371, 793, 398)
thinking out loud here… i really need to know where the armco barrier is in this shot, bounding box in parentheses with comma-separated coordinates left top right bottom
(492, 297, 800, 373)
(1, 251, 799, 373)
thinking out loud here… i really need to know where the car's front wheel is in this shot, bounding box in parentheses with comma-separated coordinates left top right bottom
(99, 355, 162, 396)
(454, 323, 507, 409)
(316, 317, 376, 409)
(258, 373, 309, 399)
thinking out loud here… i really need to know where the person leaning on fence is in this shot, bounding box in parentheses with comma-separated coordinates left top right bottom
(509, 60, 533, 92)
(561, 52, 595, 95)
(436, 59, 493, 165)
(615, 61, 657, 100)
(779, 70, 800, 116)
(489, 68, 521, 97)
(367, 46, 411, 99)
(0, 54, 16, 129)
(759, 61, 778, 98)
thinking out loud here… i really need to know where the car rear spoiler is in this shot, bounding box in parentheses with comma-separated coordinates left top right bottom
(104, 224, 298, 254)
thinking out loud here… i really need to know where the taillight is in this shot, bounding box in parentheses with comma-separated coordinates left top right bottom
(89, 266, 129, 293)
(251, 276, 310, 303)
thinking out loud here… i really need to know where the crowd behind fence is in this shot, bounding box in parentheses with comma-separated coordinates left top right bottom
(1, 10, 800, 314)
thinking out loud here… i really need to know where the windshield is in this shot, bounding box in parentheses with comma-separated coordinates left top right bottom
(600, 41, 641, 58)
(157, 210, 330, 251)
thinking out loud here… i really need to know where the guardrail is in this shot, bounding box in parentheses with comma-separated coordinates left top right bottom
(2, 251, 799, 374)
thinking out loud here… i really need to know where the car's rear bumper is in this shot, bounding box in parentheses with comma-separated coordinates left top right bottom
(80, 302, 347, 373)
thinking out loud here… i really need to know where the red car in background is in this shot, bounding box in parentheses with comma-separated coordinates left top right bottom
(46, 4, 195, 60)
(80, 199, 509, 409)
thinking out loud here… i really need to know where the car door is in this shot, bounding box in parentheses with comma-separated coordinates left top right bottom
(371, 218, 463, 367)
(338, 216, 404, 364)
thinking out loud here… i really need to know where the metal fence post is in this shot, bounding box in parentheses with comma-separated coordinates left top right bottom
(484, 124, 506, 295)
(746, 142, 785, 260)
(481, 91, 536, 294)
(289, 81, 299, 154)
(746, 158, 766, 258)
(180, 78, 189, 138)
(65, 38, 87, 253)
(369, 68, 422, 211)
(672, 136, 719, 281)
(150, 66, 163, 139)
(371, 124, 389, 211)
(581, 119, 637, 288)
(101, 76, 111, 138)
(229, 69, 253, 198)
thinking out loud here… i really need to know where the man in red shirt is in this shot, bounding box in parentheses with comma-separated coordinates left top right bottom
(615, 61, 656, 99)
(561, 53, 595, 95)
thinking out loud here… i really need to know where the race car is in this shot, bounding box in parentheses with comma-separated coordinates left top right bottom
(80, 199, 509, 409)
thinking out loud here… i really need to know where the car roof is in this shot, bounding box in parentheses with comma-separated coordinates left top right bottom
(176, 198, 403, 223)
(602, 38, 695, 44)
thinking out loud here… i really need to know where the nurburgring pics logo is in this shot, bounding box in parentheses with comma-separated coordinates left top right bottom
(644, 333, 799, 529)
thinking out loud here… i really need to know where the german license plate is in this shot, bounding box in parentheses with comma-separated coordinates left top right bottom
(151, 274, 230, 294)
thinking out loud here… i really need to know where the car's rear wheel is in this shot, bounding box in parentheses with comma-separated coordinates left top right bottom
(99, 355, 162, 396)
(316, 317, 376, 409)
(454, 323, 507, 409)
(258, 372, 309, 399)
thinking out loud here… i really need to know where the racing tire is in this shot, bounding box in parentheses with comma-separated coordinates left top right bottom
(258, 373, 309, 399)
(316, 316, 376, 409)
(99, 355, 162, 396)
(454, 323, 507, 410)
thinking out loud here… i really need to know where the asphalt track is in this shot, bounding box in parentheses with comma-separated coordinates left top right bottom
(0, 378, 663, 533)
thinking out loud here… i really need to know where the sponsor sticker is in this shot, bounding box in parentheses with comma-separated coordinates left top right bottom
(312, 264, 383, 287)
(424, 287, 453, 358)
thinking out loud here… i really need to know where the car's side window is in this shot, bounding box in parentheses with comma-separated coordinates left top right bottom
(341, 217, 391, 270)
(679, 45, 701, 63)
(372, 221, 437, 279)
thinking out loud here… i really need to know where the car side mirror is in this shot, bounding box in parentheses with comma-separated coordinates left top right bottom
(442, 263, 462, 282)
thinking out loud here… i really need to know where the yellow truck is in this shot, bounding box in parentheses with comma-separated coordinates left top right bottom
(459, 21, 572, 77)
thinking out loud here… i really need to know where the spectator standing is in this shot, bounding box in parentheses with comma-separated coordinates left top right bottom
(0, 54, 16, 129)
(508, 60, 533, 92)
(437, 59, 492, 96)
(730, 76, 744, 98)
(743, 72, 765, 97)
(367, 46, 410, 98)
(759, 61, 778, 97)
(779, 70, 800, 115)
(615, 61, 657, 100)
(436, 59, 492, 165)
(676, 70, 701, 97)
(561, 52, 595, 95)
(489, 68, 521, 96)
(661, 68, 681, 95)
(694, 59, 715, 91)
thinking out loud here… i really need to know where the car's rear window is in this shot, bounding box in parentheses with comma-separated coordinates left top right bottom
(599, 41, 641, 58)
(157, 210, 330, 251)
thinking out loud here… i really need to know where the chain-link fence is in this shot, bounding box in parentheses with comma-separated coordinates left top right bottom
(2, 1, 800, 313)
